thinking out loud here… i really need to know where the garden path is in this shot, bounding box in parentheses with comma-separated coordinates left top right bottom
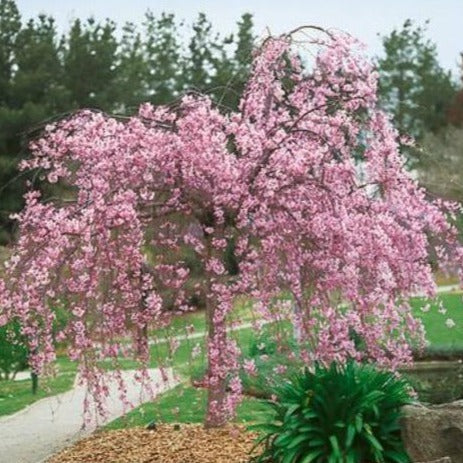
(0, 368, 177, 463)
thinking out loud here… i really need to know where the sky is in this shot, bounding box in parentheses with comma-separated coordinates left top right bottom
(16, 0, 463, 77)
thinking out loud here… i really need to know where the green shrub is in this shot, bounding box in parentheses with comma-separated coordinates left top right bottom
(251, 361, 413, 463)
(0, 321, 28, 380)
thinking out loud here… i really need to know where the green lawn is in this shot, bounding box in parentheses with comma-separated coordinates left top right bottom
(104, 383, 271, 430)
(0, 355, 79, 417)
(148, 297, 253, 340)
(150, 292, 463, 352)
(410, 291, 463, 350)
(0, 371, 75, 417)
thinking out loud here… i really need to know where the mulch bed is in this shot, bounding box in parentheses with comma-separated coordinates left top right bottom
(47, 424, 261, 463)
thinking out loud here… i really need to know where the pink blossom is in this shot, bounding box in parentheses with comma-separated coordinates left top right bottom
(273, 365, 287, 375)
(191, 344, 202, 359)
(243, 359, 257, 376)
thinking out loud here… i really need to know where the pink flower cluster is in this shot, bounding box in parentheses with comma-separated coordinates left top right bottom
(1, 30, 462, 426)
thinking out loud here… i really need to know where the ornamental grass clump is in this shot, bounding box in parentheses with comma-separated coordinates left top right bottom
(251, 361, 412, 463)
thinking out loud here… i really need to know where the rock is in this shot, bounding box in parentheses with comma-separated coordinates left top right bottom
(401, 400, 463, 463)
(416, 458, 452, 463)
(146, 420, 157, 430)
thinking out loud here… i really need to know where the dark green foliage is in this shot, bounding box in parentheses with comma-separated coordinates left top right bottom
(13, 15, 67, 109)
(0, 7, 70, 243)
(142, 12, 182, 105)
(185, 12, 255, 111)
(64, 17, 119, 110)
(0, 321, 28, 380)
(377, 20, 456, 148)
(184, 13, 217, 94)
(251, 361, 412, 463)
(215, 12, 254, 110)
(223, 236, 239, 276)
(0, 0, 20, 103)
(116, 21, 146, 111)
(0, 0, 26, 242)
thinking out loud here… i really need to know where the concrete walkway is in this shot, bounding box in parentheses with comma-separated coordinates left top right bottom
(436, 284, 461, 293)
(0, 368, 177, 463)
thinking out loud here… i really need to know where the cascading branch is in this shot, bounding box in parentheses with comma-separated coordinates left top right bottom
(1, 29, 462, 427)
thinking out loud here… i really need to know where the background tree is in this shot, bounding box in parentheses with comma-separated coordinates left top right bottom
(0, 0, 21, 243)
(0, 9, 67, 242)
(182, 13, 255, 111)
(416, 125, 463, 242)
(116, 21, 147, 112)
(209, 13, 255, 110)
(418, 126, 463, 202)
(0, 321, 28, 380)
(63, 18, 119, 111)
(377, 20, 456, 146)
(13, 15, 67, 111)
(142, 12, 182, 105)
(418, 51, 463, 203)
(448, 54, 463, 126)
(0, 0, 20, 102)
(183, 13, 219, 95)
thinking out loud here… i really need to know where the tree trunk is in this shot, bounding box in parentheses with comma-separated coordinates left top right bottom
(204, 296, 228, 428)
(31, 371, 38, 394)
(292, 301, 303, 344)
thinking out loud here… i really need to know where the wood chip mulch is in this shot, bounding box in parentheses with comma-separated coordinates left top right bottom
(47, 424, 261, 463)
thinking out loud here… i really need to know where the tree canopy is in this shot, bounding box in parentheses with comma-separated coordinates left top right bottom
(1, 29, 462, 427)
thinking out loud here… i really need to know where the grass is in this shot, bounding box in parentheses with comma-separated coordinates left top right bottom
(104, 383, 271, 430)
(0, 371, 75, 417)
(0, 355, 79, 417)
(410, 291, 463, 350)
(148, 297, 254, 340)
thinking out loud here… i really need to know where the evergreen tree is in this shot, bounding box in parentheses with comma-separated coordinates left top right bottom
(0, 7, 67, 243)
(116, 21, 147, 112)
(223, 12, 255, 110)
(0, 0, 21, 242)
(184, 13, 218, 94)
(63, 18, 119, 111)
(12, 15, 66, 110)
(377, 20, 456, 143)
(183, 12, 255, 111)
(234, 12, 254, 83)
(0, 0, 20, 105)
(143, 12, 182, 105)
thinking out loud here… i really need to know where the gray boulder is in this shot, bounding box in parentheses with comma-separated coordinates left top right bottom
(416, 459, 452, 463)
(401, 401, 463, 463)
